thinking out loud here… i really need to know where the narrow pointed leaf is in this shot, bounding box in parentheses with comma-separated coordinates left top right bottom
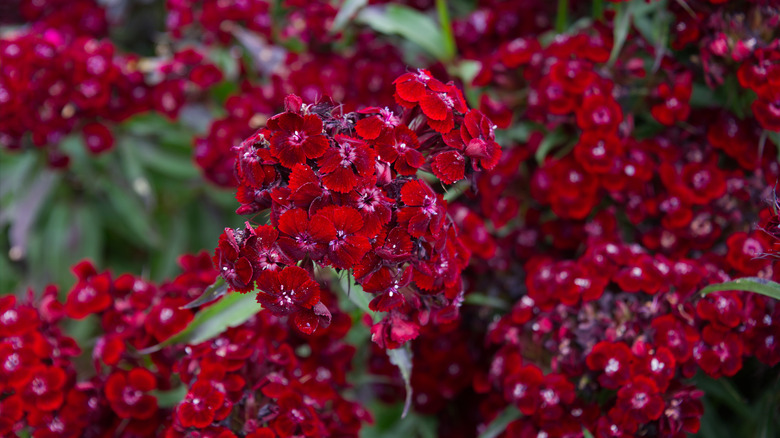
(181, 276, 228, 309)
(387, 345, 414, 419)
(478, 406, 521, 438)
(138, 288, 262, 353)
(699, 277, 780, 301)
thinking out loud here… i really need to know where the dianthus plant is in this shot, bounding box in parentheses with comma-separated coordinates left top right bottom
(212, 70, 501, 347)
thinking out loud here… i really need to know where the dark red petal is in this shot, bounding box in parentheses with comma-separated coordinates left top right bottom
(288, 164, 318, 191)
(128, 368, 156, 392)
(104, 373, 126, 402)
(395, 79, 426, 102)
(419, 92, 448, 121)
(294, 309, 319, 335)
(432, 151, 466, 184)
(275, 112, 303, 132)
(356, 116, 384, 140)
(400, 180, 430, 206)
(308, 214, 338, 243)
(235, 257, 255, 286)
(301, 114, 323, 134)
(323, 167, 358, 193)
(134, 395, 158, 420)
(426, 113, 455, 133)
(369, 291, 405, 312)
(270, 137, 306, 168)
(278, 209, 309, 237)
(303, 135, 329, 160)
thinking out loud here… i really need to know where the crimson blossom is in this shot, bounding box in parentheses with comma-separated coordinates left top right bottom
(215, 69, 502, 347)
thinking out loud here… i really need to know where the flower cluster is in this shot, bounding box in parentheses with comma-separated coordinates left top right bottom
(0, 5, 222, 166)
(192, 35, 407, 187)
(356, 0, 780, 436)
(215, 73, 501, 346)
(4, 0, 780, 436)
(1, 254, 366, 437)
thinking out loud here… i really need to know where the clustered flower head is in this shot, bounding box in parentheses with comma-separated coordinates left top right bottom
(349, 0, 779, 436)
(0, 254, 368, 437)
(3, 0, 780, 436)
(0, 0, 223, 166)
(217, 72, 501, 347)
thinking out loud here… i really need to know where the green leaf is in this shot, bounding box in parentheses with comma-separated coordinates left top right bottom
(337, 270, 374, 316)
(583, 428, 595, 438)
(361, 404, 438, 438)
(478, 406, 521, 438)
(136, 141, 200, 180)
(693, 374, 752, 420)
(104, 183, 160, 248)
(443, 179, 471, 202)
(435, 0, 456, 61)
(357, 5, 453, 61)
(43, 201, 71, 285)
(592, 0, 604, 20)
(535, 127, 568, 164)
(181, 277, 228, 309)
(138, 288, 263, 353)
(151, 215, 189, 282)
(690, 83, 720, 108)
(463, 293, 510, 311)
(0, 151, 38, 202)
(608, 1, 632, 66)
(207, 47, 239, 82)
(387, 345, 414, 419)
(153, 385, 187, 408)
(766, 130, 780, 162)
(556, 0, 569, 33)
(699, 277, 780, 301)
(74, 204, 103, 265)
(332, 0, 368, 33)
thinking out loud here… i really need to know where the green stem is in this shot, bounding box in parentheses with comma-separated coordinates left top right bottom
(556, 0, 569, 33)
(592, 0, 604, 20)
(436, 0, 456, 61)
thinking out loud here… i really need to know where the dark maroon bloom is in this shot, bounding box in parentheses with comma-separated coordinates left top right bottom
(313, 206, 371, 269)
(81, 121, 114, 154)
(694, 328, 743, 378)
(504, 364, 544, 415)
(145, 297, 194, 342)
(370, 312, 420, 349)
(431, 150, 466, 184)
(574, 131, 623, 174)
(576, 94, 623, 133)
(355, 106, 400, 140)
(252, 225, 294, 271)
(317, 135, 376, 193)
(652, 315, 700, 363)
(105, 368, 158, 419)
(213, 226, 258, 293)
(374, 125, 424, 176)
(397, 179, 446, 239)
(586, 341, 634, 389)
(651, 82, 691, 126)
(632, 347, 676, 392)
(612, 376, 665, 425)
(537, 373, 576, 421)
(0, 395, 23, 435)
(64, 260, 112, 319)
(255, 266, 321, 315)
(20, 365, 67, 412)
(177, 380, 229, 429)
(277, 208, 335, 261)
(268, 111, 329, 168)
(725, 231, 772, 275)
